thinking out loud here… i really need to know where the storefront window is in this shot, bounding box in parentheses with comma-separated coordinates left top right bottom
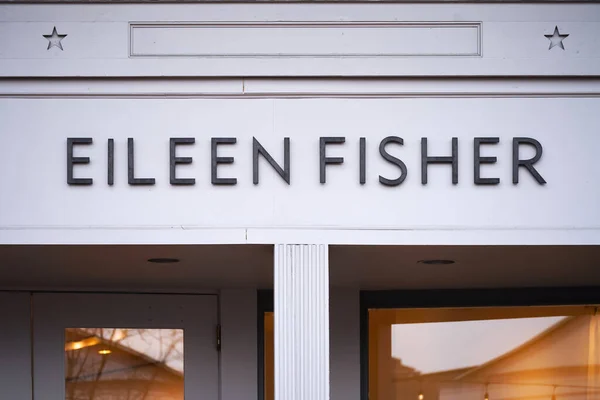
(368, 306, 600, 400)
(64, 328, 184, 400)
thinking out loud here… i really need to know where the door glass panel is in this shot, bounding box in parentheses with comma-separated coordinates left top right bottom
(368, 306, 600, 400)
(64, 328, 184, 400)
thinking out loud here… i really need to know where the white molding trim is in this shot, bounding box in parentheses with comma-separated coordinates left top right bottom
(1, 78, 600, 98)
(128, 21, 482, 58)
(1, 227, 600, 245)
(1, 3, 599, 77)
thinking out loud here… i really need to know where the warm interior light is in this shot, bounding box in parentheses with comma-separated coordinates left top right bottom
(65, 337, 101, 351)
(112, 328, 126, 341)
(418, 393, 424, 400)
(98, 349, 112, 355)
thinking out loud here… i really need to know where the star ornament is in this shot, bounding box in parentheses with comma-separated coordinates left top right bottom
(545, 26, 569, 50)
(43, 27, 67, 50)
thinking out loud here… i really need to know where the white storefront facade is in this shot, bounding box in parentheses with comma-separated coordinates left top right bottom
(1, 2, 599, 400)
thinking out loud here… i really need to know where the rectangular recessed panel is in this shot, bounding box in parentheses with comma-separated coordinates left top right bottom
(130, 22, 481, 58)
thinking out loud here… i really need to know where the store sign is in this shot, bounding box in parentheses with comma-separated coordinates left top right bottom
(67, 136, 546, 187)
(1, 96, 598, 243)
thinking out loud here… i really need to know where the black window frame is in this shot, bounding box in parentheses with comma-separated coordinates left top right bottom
(257, 289, 274, 400)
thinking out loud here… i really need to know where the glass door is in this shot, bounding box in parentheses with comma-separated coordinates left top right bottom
(32, 293, 219, 400)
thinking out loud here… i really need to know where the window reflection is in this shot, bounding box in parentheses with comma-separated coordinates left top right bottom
(369, 306, 600, 400)
(65, 328, 184, 400)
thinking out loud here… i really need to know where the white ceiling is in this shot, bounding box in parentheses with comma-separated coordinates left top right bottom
(0, 245, 598, 291)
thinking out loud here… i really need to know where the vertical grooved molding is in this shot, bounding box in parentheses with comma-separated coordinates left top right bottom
(274, 244, 330, 400)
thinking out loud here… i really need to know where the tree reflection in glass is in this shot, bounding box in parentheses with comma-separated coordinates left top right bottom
(64, 328, 184, 400)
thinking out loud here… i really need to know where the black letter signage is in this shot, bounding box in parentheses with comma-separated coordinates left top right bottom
(512, 137, 546, 184)
(474, 137, 500, 185)
(67, 137, 93, 185)
(170, 138, 195, 185)
(421, 137, 458, 184)
(107, 138, 114, 186)
(253, 137, 290, 185)
(212, 137, 237, 185)
(64, 135, 549, 188)
(379, 136, 407, 186)
(359, 138, 366, 185)
(320, 137, 345, 184)
(128, 138, 155, 185)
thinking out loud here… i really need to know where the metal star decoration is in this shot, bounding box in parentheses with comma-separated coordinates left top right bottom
(544, 26, 568, 50)
(43, 27, 67, 50)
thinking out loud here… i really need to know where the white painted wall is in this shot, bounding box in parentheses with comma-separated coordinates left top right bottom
(1, 90, 599, 245)
(1, 4, 599, 76)
(0, 3, 599, 246)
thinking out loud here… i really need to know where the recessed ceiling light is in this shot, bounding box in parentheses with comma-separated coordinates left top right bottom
(98, 349, 112, 355)
(417, 259, 456, 265)
(147, 258, 180, 264)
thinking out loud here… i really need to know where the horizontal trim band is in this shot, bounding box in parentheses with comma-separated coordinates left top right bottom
(1, 78, 600, 97)
(0, 1, 596, 3)
(3, 226, 600, 231)
(2, 93, 600, 98)
(1, 227, 599, 245)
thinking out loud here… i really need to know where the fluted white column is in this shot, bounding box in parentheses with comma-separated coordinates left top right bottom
(274, 244, 329, 400)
